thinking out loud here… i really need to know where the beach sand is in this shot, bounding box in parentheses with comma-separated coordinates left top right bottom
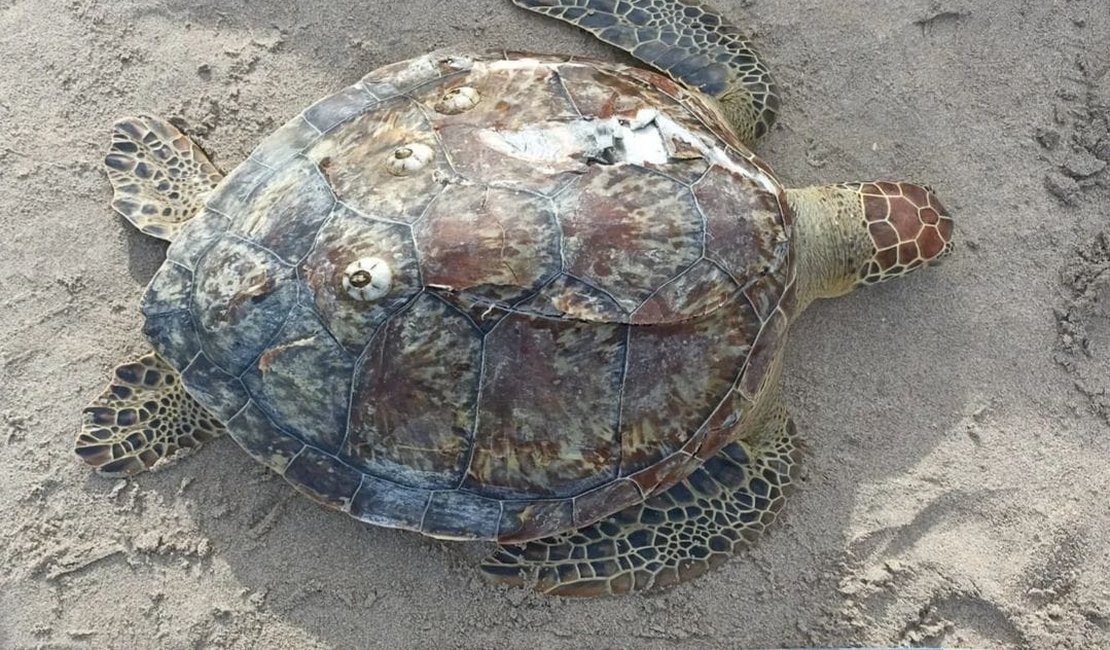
(0, 0, 1107, 648)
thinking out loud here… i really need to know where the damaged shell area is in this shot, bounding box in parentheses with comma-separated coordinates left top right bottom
(434, 86, 481, 114)
(343, 257, 393, 301)
(385, 143, 435, 176)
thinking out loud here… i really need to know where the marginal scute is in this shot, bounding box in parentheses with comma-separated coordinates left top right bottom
(303, 82, 379, 133)
(421, 490, 502, 540)
(572, 478, 642, 527)
(350, 473, 429, 530)
(165, 208, 230, 270)
(205, 157, 274, 217)
(627, 451, 700, 497)
(249, 115, 322, 169)
(692, 387, 755, 462)
(225, 401, 306, 475)
(142, 263, 203, 371)
(284, 446, 363, 510)
(240, 302, 354, 454)
(142, 262, 193, 316)
(346, 293, 481, 490)
(467, 312, 625, 498)
(299, 204, 422, 354)
(359, 52, 464, 99)
(743, 266, 786, 322)
(413, 185, 561, 304)
(180, 352, 250, 423)
(681, 421, 714, 461)
(497, 499, 576, 543)
(143, 311, 202, 371)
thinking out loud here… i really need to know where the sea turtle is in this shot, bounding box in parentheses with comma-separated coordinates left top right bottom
(76, 0, 954, 596)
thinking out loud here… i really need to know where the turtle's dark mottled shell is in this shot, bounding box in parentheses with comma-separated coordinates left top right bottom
(141, 51, 795, 542)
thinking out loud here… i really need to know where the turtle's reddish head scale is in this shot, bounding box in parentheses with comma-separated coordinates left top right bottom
(852, 182, 954, 285)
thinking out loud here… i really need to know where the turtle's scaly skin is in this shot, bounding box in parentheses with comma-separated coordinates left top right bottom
(784, 184, 954, 306)
(76, 353, 226, 476)
(104, 115, 224, 241)
(140, 52, 796, 542)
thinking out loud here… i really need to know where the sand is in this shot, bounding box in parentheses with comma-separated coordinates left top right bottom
(0, 0, 1108, 648)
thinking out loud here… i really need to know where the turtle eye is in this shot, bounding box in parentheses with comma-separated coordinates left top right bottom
(343, 257, 392, 301)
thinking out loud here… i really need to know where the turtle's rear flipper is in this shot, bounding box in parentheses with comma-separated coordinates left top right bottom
(76, 353, 226, 477)
(510, 0, 779, 145)
(104, 115, 224, 241)
(481, 411, 801, 596)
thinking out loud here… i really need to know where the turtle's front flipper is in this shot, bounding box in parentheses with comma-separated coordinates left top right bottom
(76, 353, 226, 477)
(481, 409, 801, 596)
(510, 0, 778, 146)
(104, 115, 224, 241)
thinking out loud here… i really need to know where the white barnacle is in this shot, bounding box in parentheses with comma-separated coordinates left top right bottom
(385, 142, 434, 176)
(343, 257, 392, 301)
(434, 86, 481, 114)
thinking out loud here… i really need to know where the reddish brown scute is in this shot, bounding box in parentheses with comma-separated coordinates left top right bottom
(140, 51, 794, 542)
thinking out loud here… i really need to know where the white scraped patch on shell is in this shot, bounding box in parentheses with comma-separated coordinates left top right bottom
(476, 100, 778, 195)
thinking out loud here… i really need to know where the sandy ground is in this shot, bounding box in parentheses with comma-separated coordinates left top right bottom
(0, 0, 1108, 648)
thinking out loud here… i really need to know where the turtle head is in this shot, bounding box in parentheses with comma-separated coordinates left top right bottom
(787, 182, 954, 308)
